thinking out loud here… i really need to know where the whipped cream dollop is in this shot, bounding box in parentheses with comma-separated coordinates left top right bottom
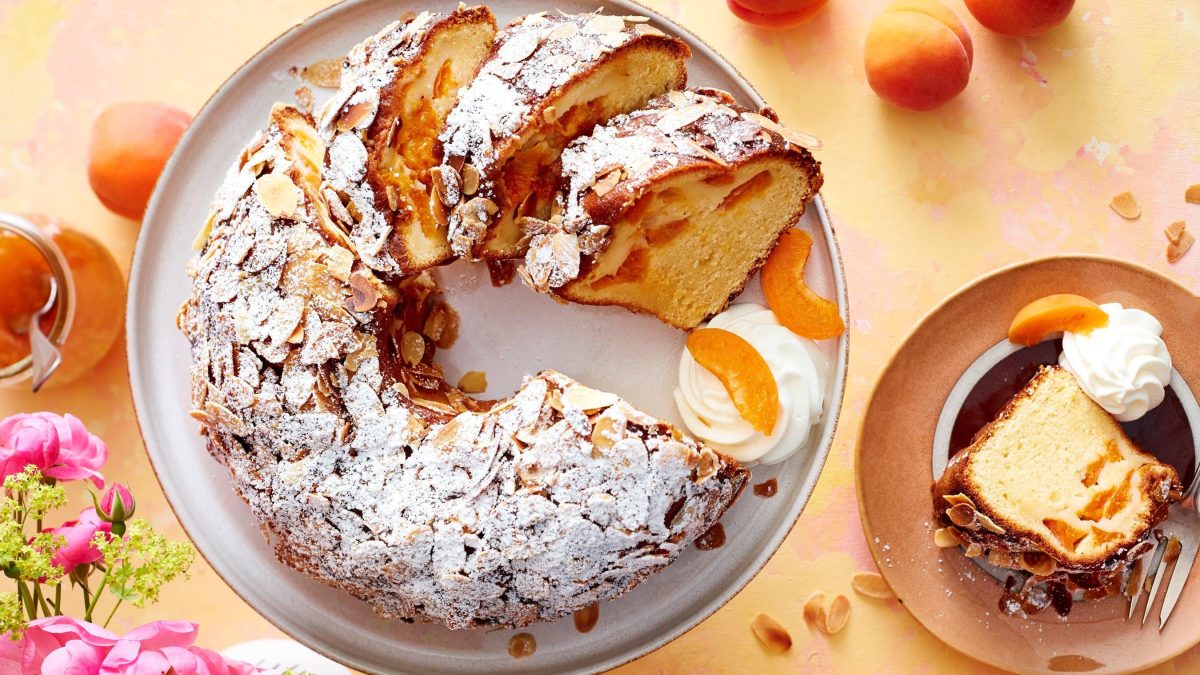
(1059, 303, 1172, 422)
(675, 304, 828, 465)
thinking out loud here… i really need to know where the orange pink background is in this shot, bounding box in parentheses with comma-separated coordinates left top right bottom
(2, 0, 1199, 671)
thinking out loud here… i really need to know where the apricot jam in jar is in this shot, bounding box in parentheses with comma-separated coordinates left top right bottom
(0, 213, 125, 389)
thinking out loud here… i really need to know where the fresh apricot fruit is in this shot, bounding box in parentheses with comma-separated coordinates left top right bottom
(964, 0, 1074, 37)
(88, 102, 192, 219)
(687, 328, 780, 435)
(1008, 294, 1108, 346)
(726, 0, 829, 28)
(864, 0, 973, 112)
(762, 229, 846, 340)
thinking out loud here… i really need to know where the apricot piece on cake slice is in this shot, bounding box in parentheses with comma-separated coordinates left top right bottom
(1008, 294, 1108, 346)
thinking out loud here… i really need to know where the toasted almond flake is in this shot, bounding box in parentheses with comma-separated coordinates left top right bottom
(802, 591, 826, 626)
(946, 503, 977, 529)
(193, 213, 215, 251)
(1165, 220, 1187, 245)
(497, 31, 541, 63)
(942, 493, 976, 508)
(823, 595, 850, 635)
(1187, 184, 1200, 203)
(622, 15, 651, 23)
(547, 21, 579, 40)
(321, 246, 354, 282)
(401, 331, 426, 366)
(336, 99, 374, 132)
(1019, 552, 1056, 577)
(585, 14, 626, 35)
(851, 572, 895, 600)
(457, 370, 488, 393)
(976, 512, 1006, 535)
(750, 613, 792, 652)
(461, 164, 480, 196)
(633, 23, 665, 36)
(1110, 191, 1141, 219)
(590, 416, 617, 453)
(302, 57, 342, 88)
(1168, 230, 1195, 263)
(542, 106, 559, 124)
(562, 384, 619, 412)
(348, 272, 379, 312)
(592, 169, 623, 197)
(933, 527, 963, 548)
(254, 173, 299, 218)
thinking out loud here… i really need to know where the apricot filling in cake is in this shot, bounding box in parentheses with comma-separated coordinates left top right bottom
(438, 12, 690, 262)
(523, 89, 823, 330)
(933, 366, 1180, 608)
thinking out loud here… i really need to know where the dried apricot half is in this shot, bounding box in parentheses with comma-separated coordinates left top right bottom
(686, 328, 779, 434)
(1008, 294, 1109, 346)
(762, 229, 846, 340)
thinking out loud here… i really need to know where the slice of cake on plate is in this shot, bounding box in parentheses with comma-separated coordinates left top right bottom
(436, 11, 691, 263)
(521, 88, 823, 330)
(317, 7, 498, 276)
(933, 366, 1180, 590)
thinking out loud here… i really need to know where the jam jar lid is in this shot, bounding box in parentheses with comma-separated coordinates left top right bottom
(0, 213, 76, 387)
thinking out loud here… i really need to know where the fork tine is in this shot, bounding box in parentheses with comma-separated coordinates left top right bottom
(1133, 537, 1168, 621)
(1143, 538, 1175, 625)
(1159, 535, 1196, 630)
(1127, 555, 1149, 619)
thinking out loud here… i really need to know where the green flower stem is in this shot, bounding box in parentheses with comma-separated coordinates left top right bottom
(102, 597, 122, 629)
(15, 581, 34, 620)
(53, 583, 61, 616)
(83, 567, 109, 622)
(31, 583, 50, 618)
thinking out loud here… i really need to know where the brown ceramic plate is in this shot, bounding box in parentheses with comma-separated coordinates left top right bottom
(857, 255, 1200, 675)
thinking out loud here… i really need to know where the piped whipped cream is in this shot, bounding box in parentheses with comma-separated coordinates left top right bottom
(675, 304, 828, 465)
(1059, 303, 1172, 422)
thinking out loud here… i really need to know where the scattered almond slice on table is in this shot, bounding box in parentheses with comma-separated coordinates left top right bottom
(851, 571, 896, 600)
(1110, 191, 1141, 219)
(1186, 183, 1200, 204)
(686, 328, 779, 434)
(1168, 230, 1195, 264)
(802, 591, 851, 635)
(1165, 220, 1187, 245)
(802, 591, 826, 626)
(750, 613, 792, 652)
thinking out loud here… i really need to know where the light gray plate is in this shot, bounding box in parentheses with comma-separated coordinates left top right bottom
(127, 1, 848, 672)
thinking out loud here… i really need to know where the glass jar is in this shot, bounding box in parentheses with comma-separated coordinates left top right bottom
(0, 213, 125, 390)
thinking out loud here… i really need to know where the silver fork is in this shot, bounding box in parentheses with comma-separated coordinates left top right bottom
(1127, 475, 1200, 629)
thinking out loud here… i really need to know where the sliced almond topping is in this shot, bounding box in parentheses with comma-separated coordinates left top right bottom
(348, 271, 379, 312)
(336, 98, 374, 133)
(1165, 220, 1187, 245)
(633, 23, 665, 36)
(301, 57, 342, 88)
(385, 184, 401, 211)
(585, 14, 626, 35)
(1019, 551, 1056, 577)
(457, 370, 487, 393)
(254, 173, 299, 218)
(1186, 184, 1200, 204)
(822, 595, 850, 635)
(1168, 230, 1195, 263)
(942, 493, 976, 508)
(976, 512, 1006, 535)
(592, 169, 623, 197)
(562, 384, 619, 412)
(1110, 191, 1141, 219)
(401, 331, 426, 366)
(591, 415, 617, 453)
(946, 503, 977, 529)
(547, 21, 579, 41)
(321, 246, 354, 282)
(802, 591, 826, 626)
(933, 527, 963, 548)
(193, 213, 215, 251)
(850, 572, 895, 600)
(542, 106, 559, 124)
(750, 613, 792, 652)
(497, 30, 541, 64)
(461, 164, 481, 196)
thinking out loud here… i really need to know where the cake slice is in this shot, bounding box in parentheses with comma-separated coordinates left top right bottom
(436, 11, 690, 263)
(933, 366, 1180, 578)
(522, 89, 823, 330)
(317, 7, 497, 276)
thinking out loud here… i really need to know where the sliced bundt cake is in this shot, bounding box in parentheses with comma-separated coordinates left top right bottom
(437, 11, 690, 262)
(317, 7, 497, 275)
(181, 104, 749, 629)
(522, 88, 823, 330)
(933, 366, 1180, 577)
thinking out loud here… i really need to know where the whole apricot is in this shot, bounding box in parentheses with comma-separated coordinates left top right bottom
(964, 0, 1074, 37)
(726, 0, 830, 28)
(87, 102, 191, 219)
(864, 0, 973, 112)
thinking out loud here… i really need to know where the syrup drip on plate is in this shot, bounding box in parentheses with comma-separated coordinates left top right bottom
(753, 479, 778, 497)
(508, 632, 536, 659)
(694, 522, 726, 550)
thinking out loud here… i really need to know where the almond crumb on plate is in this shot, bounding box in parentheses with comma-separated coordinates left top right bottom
(851, 571, 895, 600)
(457, 370, 488, 393)
(1186, 184, 1200, 204)
(750, 613, 792, 652)
(1110, 191, 1141, 219)
(301, 57, 343, 88)
(1167, 231, 1195, 264)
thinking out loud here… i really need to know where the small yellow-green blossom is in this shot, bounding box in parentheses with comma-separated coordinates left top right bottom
(0, 592, 24, 639)
(94, 518, 195, 608)
(2, 467, 66, 522)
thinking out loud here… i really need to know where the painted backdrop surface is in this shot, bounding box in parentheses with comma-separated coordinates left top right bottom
(1, 0, 1198, 671)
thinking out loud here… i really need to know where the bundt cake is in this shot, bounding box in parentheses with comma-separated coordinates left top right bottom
(436, 11, 690, 262)
(933, 366, 1180, 592)
(522, 88, 824, 330)
(317, 7, 497, 276)
(181, 103, 749, 629)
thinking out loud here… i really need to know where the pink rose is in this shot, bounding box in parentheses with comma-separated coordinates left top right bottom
(96, 483, 135, 524)
(0, 413, 107, 488)
(8, 617, 259, 674)
(46, 509, 112, 575)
